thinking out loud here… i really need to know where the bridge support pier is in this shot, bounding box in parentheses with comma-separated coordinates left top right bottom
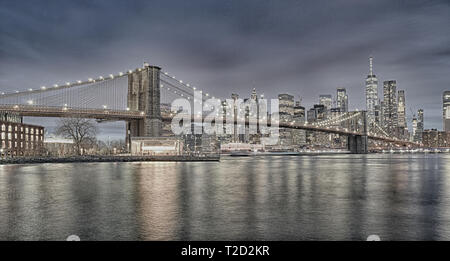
(126, 64, 162, 152)
(348, 135, 368, 154)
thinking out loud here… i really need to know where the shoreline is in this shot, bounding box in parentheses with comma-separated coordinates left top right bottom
(0, 155, 220, 165)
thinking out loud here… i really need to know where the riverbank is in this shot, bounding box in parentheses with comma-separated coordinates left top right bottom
(0, 155, 220, 165)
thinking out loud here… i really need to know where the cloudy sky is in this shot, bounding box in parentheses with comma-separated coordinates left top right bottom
(1, 0, 449, 138)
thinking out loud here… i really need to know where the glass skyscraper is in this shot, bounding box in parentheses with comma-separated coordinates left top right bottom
(336, 88, 348, 112)
(443, 91, 450, 132)
(365, 57, 379, 123)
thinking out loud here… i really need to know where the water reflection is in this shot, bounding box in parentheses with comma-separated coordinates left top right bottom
(1, 154, 450, 240)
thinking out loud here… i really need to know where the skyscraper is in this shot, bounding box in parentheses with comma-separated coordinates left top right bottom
(366, 57, 379, 122)
(397, 90, 407, 129)
(411, 116, 418, 142)
(319, 94, 333, 111)
(383, 80, 398, 136)
(293, 101, 306, 145)
(414, 109, 424, 143)
(336, 88, 348, 112)
(231, 93, 240, 143)
(278, 94, 295, 146)
(443, 91, 450, 132)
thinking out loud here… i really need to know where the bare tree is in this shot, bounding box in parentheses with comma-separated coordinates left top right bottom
(56, 117, 98, 155)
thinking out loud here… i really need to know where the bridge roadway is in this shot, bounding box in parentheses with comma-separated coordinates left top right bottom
(0, 104, 418, 146)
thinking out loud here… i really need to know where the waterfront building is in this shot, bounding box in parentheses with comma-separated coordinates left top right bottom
(44, 134, 75, 157)
(366, 57, 379, 122)
(422, 129, 450, 148)
(336, 88, 348, 112)
(130, 137, 184, 156)
(0, 111, 44, 157)
(444, 91, 450, 132)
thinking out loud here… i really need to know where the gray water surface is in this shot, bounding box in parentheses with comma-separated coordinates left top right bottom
(1, 154, 450, 240)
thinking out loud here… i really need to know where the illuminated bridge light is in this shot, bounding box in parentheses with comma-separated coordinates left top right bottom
(109, 74, 114, 79)
(77, 80, 82, 84)
(41, 86, 46, 90)
(119, 72, 124, 76)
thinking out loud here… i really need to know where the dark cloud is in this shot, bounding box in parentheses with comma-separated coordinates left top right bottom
(1, 0, 450, 138)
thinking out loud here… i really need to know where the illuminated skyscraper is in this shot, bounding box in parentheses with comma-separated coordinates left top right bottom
(319, 94, 333, 112)
(414, 109, 424, 143)
(443, 91, 450, 132)
(365, 57, 379, 122)
(336, 88, 348, 112)
(411, 116, 418, 142)
(397, 90, 407, 129)
(382, 80, 398, 136)
(278, 94, 294, 146)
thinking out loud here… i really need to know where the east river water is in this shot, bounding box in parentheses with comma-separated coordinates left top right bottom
(1, 154, 450, 240)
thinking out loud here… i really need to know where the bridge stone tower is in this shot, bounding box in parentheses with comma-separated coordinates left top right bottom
(347, 111, 368, 154)
(126, 64, 162, 147)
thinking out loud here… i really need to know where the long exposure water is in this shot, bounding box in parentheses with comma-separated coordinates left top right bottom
(1, 154, 450, 241)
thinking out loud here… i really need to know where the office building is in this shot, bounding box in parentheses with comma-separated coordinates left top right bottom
(293, 101, 306, 146)
(278, 94, 295, 146)
(382, 80, 398, 136)
(365, 57, 379, 122)
(414, 109, 424, 143)
(397, 90, 407, 129)
(422, 129, 450, 148)
(319, 94, 333, 111)
(336, 88, 348, 112)
(444, 91, 450, 132)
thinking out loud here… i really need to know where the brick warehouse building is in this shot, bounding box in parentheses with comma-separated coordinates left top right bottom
(0, 112, 44, 157)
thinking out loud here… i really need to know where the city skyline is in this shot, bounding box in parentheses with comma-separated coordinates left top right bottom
(1, 0, 450, 135)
